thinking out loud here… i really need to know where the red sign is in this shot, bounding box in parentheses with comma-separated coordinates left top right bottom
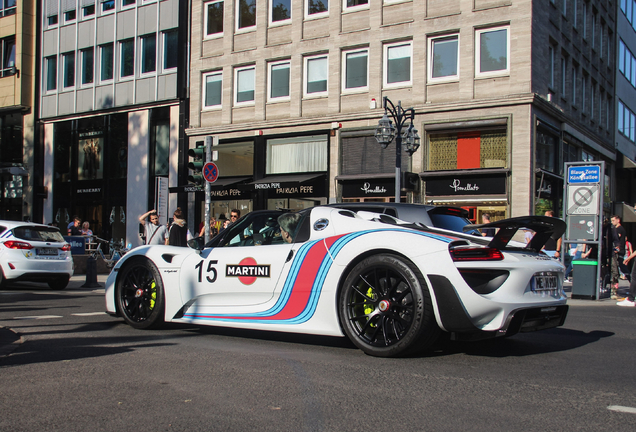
(203, 162, 219, 183)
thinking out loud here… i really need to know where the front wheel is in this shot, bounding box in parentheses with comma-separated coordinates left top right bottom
(339, 254, 439, 357)
(115, 258, 165, 329)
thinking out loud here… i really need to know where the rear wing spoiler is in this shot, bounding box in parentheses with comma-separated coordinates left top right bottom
(463, 216, 566, 251)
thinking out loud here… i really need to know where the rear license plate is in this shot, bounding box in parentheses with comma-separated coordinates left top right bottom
(37, 248, 58, 256)
(532, 272, 559, 292)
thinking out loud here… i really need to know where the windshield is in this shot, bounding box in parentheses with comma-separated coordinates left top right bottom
(13, 226, 65, 242)
(428, 213, 479, 235)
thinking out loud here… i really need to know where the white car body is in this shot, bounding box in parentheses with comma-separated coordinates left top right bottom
(0, 220, 74, 289)
(105, 207, 568, 357)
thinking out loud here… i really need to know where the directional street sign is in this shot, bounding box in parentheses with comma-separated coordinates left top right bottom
(568, 165, 601, 183)
(567, 184, 599, 215)
(203, 162, 219, 183)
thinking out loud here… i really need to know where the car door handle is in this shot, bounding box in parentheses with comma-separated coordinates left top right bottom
(286, 250, 294, 263)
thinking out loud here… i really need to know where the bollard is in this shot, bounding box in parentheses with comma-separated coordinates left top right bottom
(81, 256, 102, 288)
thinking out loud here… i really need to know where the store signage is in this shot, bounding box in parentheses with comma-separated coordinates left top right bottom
(425, 174, 506, 196)
(77, 187, 101, 194)
(342, 178, 394, 198)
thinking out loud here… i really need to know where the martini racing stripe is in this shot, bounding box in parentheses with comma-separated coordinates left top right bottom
(183, 229, 454, 324)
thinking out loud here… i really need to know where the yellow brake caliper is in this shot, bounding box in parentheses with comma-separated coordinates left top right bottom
(149, 280, 157, 310)
(363, 287, 376, 327)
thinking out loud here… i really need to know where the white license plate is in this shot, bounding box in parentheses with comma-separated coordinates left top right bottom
(37, 248, 58, 256)
(532, 272, 559, 292)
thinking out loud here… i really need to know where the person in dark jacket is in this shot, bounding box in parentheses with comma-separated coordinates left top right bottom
(167, 207, 191, 247)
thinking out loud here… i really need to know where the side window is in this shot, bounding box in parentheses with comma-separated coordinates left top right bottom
(219, 214, 283, 247)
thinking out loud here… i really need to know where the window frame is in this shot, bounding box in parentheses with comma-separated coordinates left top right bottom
(0, 36, 15, 78)
(342, 47, 369, 94)
(80, 47, 94, 86)
(303, 54, 329, 98)
(45, 55, 57, 92)
(99, 43, 114, 83)
(62, 51, 75, 89)
(475, 26, 510, 78)
(119, 38, 135, 80)
(122, 0, 136, 9)
(0, 0, 16, 17)
(383, 40, 412, 88)
(202, 70, 223, 110)
(343, 0, 369, 13)
(64, 9, 77, 24)
(162, 30, 178, 72)
(304, 0, 328, 20)
(82, 4, 96, 18)
(427, 34, 459, 84)
(101, 0, 115, 14)
(234, 65, 256, 106)
(139, 33, 157, 76)
(235, 0, 256, 33)
(204, 0, 224, 39)
(267, 59, 291, 102)
(269, 0, 292, 26)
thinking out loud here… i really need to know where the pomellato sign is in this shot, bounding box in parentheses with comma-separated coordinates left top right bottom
(342, 178, 394, 198)
(425, 173, 506, 196)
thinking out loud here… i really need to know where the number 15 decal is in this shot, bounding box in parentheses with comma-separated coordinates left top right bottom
(195, 260, 218, 283)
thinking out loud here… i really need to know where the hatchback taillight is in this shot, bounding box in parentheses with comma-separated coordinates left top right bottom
(60, 243, 71, 251)
(4, 240, 33, 250)
(450, 246, 504, 261)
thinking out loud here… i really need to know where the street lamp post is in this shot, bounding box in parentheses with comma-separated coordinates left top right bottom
(374, 97, 420, 203)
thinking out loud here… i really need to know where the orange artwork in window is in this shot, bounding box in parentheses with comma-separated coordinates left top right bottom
(457, 131, 481, 169)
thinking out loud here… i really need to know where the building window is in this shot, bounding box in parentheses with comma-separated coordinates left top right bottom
(234, 65, 255, 105)
(266, 135, 328, 174)
(0, 0, 16, 17)
(427, 130, 507, 171)
(0, 37, 15, 77)
(122, 0, 136, 7)
(83, 4, 95, 17)
(344, 0, 368, 11)
(562, 0, 566, 15)
(140, 34, 156, 75)
(305, 0, 327, 18)
(100, 43, 114, 81)
(64, 9, 77, 23)
(268, 60, 290, 101)
(573, 0, 577, 28)
(120, 39, 134, 78)
(342, 48, 368, 92)
(163, 30, 178, 71)
(203, 71, 223, 108)
(582, 2, 587, 38)
(236, 0, 256, 31)
(428, 35, 458, 82)
(45, 56, 57, 91)
(205, 0, 224, 38)
(62, 52, 75, 88)
(102, 0, 115, 13)
(304, 54, 328, 97)
(384, 41, 411, 87)
(572, 66, 577, 106)
(48, 15, 59, 26)
(582, 73, 587, 112)
(561, 57, 566, 97)
(618, 100, 636, 143)
(476, 26, 509, 77)
(549, 45, 555, 89)
(270, 0, 291, 24)
(81, 48, 94, 85)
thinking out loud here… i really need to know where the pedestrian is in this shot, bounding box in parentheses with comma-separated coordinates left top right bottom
(618, 248, 636, 307)
(80, 221, 93, 236)
(138, 209, 168, 245)
(167, 207, 192, 247)
(218, 214, 228, 232)
(68, 216, 82, 236)
(565, 243, 585, 281)
(480, 213, 496, 237)
(199, 216, 218, 237)
(543, 210, 562, 259)
(621, 236, 633, 280)
(229, 209, 241, 225)
(610, 215, 627, 299)
(523, 228, 534, 245)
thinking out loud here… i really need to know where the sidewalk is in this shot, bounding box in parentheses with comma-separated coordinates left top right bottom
(564, 276, 632, 305)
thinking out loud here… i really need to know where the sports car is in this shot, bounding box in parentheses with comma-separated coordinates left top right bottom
(104, 206, 568, 357)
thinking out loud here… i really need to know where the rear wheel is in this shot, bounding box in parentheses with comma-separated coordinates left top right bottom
(339, 254, 439, 357)
(115, 258, 165, 329)
(48, 276, 69, 290)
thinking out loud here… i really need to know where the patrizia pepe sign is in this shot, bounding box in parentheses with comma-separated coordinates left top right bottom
(425, 174, 506, 196)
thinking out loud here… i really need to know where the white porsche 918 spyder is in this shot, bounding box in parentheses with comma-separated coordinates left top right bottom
(104, 206, 568, 357)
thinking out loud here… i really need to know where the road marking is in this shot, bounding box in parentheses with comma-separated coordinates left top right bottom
(13, 315, 63, 320)
(608, 405, 636, 414)
(71, 312, 106, 316)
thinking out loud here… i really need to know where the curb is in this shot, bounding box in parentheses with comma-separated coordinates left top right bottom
(0, 326, 23, 358)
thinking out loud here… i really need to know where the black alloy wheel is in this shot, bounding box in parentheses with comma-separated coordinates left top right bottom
(115, 258, 165, 329)
(339, 254, 439, 357)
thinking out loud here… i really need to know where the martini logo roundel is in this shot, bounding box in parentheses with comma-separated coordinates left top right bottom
(226, 258, 271, 285)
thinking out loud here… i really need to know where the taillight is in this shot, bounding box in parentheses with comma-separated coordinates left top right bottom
(450, 246, 504, 261)
(60, 243, 71, 251)
(3, 240, 33, 250)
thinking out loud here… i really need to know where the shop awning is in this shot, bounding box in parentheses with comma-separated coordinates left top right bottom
(623, 155, 636, 169)
(208, 176, 251, 189)
(168, 177, 251, 194)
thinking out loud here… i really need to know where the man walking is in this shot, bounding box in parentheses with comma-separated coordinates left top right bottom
(139, 209, 168, 245)
(610, 215, 627, 299)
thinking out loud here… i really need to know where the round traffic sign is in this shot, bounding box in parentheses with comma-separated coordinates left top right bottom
(203, 162, 219, 183)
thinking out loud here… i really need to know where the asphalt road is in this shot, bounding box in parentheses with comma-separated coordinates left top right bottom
(1, 277, 635, 432)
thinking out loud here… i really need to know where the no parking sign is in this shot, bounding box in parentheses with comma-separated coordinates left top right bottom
(203, 162, 219, 183)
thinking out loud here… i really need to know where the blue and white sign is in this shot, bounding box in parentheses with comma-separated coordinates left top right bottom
(568, 165, 601, 184)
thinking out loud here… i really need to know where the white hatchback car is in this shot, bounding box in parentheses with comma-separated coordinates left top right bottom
(0, 220, 73, 289)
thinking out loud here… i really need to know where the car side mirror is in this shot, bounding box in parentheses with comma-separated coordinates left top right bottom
(187, 236, 205, 251)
